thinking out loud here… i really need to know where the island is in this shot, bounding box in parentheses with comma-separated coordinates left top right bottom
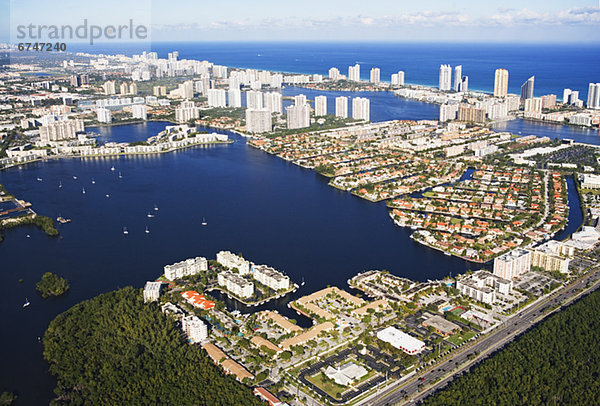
(36, 272, 70, 299)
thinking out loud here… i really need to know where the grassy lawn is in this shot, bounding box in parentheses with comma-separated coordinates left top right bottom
(447, 330, 477, 346)
(306, 372, 346, 400)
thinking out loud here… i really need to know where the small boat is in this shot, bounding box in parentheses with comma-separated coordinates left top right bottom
(123, 227, 128, 235)
(154, 205, 159, 211)
(37, 177, 42, 182)
(147, 212, 155, 218)
(110, 166, 115, 171)
(118, 172, 122, 179)
(91, 179, 95, 184)
(23, 298, 30, 308)
(56, 217, 71, 224)
(106, 194, 110, 198)
(301, 277, 305, 286)
(145, 226, 150, 234)
(82, 187, 86, 194)
(73, 176, 77, 180)
(444, 252, 451, 256)
(26, 234, 30, 238)
(201, 217, 207, 226)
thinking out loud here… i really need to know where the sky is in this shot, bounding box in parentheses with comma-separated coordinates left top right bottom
(2, 0, 600, 43)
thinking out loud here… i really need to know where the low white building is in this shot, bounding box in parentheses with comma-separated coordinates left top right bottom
(182, 315, 208, 343)
(143, 281, 162, 302)
(217, 271, 254, 298)
(324, 362, 368, 386)
(377, 326, 425, 355)
(164, 256, 208, 281)
(252, 264, 290, 291)
(216, 251, 250, 274)
(581, 174, 600, 190)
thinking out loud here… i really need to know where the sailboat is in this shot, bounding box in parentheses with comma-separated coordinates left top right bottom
(118, 172, 122, 179)
(91, 178, 96, 184)
(82, 187, 86, 194)
(145, 226, 150, 234)
(58, 181, 62, 188)
(154, 204, 159, 211)
(301, 277, 305, 286)
(201, 217, 207, 226)
(23, 298, 30, 308)
(123, 227, 129, 235)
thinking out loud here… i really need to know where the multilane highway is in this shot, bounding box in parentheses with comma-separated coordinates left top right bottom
(364, 266, 600, 406)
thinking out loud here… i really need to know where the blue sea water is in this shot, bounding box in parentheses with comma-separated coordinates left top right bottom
(71, 42, 600, 99)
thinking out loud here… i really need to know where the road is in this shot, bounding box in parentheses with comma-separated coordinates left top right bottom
(365, 266, 600, 406)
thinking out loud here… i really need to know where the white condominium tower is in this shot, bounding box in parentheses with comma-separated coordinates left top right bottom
(294, 94, 307, 106)
(352, 97, 370, 121)
(246, 90, 263, 109)
(494, 68, 509, 98)
(263, 92, 282, 114)
(286, 104, 310, 129)
(439, 65, 452, 91)
(328, 67, 341, 80)
(370, 67, 380, 83)
(335, 96, 348, 118)
(587, 83, 600, 109)
(245, 108, 272, 133)
(453, 65, 462, 92)
(391, 71, 405, 86)
(207, 89, 226, 107)
(227, 88, 242, 107)
(314, 95, 327, 116)
(348, 64, 360, 81)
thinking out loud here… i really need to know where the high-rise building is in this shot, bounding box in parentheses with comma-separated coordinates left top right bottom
(132, 104, 147, 120)
(294, 94, 307, 106)
(335, 96, 348, 118)
(352, 97, 370, 121)
(246, 90, 263, 109)
(153, 85, 167, 97)
(587, 83, 600, 109)
(245, 108, 272, 133)
(439, 65, 452, 91)
(453, 66, 462, 92)
(329, 67, 341, 80)
(96, 107, 112, 123)
(263, 92, 282, 114)
(493, 249, 531, 280)
(458, 76, 469, 92)
(457, 105, 486, 122)
(494, 69, 509, 98)
(227, 88, 242, 108)
(207, 89, 226, 107)
(119, 82, 129, 95)
(182, 315, 208, 343)
(524, 97, 543, 114)
(286, 104, 310, 129)
(540, 94, 557, 109)
(102, 81, 116, 95)
(439, 103, 459, 122)
(175, 100, 199, 123)
(315, 95, 327, 116)
(370, 68, 380, 83)
(39, 119, 84, 142)
(520, 76, 535, 100)
(348, 64, 360, 82)
(391, 71, 405, 86)
(563, 89, 572, 104)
